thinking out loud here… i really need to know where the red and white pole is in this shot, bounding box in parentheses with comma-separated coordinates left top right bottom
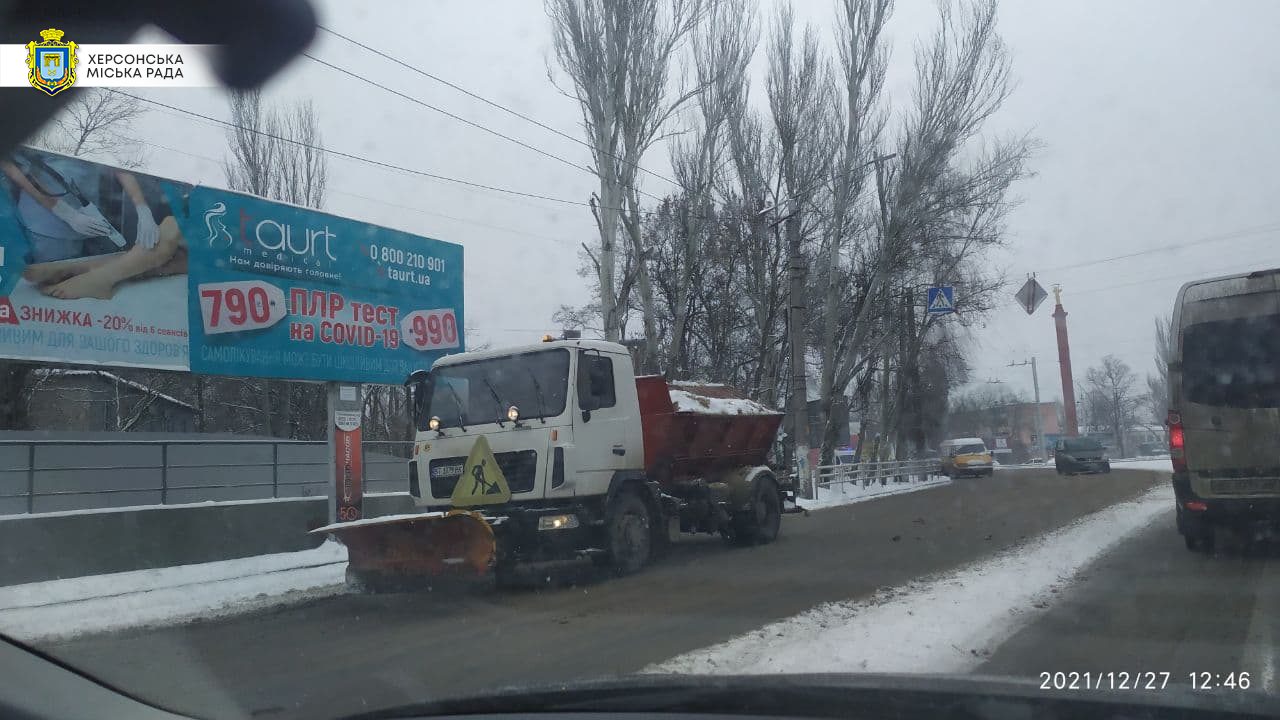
(1051, 286, 1079, 437)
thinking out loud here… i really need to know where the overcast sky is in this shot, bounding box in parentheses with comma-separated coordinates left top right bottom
(117, 0, 1280, 405)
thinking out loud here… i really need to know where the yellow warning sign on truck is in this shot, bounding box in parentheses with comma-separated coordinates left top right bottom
(451, 435, 512, 507)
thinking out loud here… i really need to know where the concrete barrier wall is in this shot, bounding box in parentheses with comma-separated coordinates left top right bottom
(0, 442, 411, 514)
(0, 493, 415, 586)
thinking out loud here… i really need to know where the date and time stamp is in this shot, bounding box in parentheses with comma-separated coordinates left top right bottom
(1038, 671, 1255, 692)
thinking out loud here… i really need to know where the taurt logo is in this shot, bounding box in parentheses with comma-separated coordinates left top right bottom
(203, 201, 338, 265)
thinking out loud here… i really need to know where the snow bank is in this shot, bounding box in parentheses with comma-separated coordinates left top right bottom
(799, 476, 951, 511)
(0, 541, 348, 642)
(1110, 457, 1173, 473)
(667, 386, 777, 416)
(647, 485, 1170, 675)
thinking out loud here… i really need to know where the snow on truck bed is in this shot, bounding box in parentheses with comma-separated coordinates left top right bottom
(667, 381, 778, 416)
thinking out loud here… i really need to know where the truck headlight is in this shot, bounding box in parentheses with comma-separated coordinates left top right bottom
(507, 405, 520, 423)
(428, 416, 441, 431)
(537, 514, 579, 531)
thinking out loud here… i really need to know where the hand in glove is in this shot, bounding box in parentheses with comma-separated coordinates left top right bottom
(51, 198, 113, 237)
(133, 203, 159, 249)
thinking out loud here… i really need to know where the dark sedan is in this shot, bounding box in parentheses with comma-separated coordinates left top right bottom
(1054, 437, 1112, 475)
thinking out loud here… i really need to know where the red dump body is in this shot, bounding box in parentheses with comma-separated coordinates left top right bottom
(635, 375, 784, 487)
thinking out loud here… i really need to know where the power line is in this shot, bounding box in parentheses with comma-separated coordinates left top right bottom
(108, 89, 591, 208)
(300, 49, 669, 205)
(1029, 221, 1280, 275)
(109, 90, 707, 221)
(120, 134, 582, 248)
(301, 52, 597, 180)
(315, 24, 683, 190)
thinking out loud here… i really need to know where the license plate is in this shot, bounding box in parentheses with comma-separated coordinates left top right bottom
(431, 463, 464, 479)
(1209, 478, 1280, 495)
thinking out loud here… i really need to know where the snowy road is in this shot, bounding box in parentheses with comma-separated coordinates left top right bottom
(33, 467, 1175, 719)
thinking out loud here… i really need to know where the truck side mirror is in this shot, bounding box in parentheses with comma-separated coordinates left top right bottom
(404, 369, 430, 428)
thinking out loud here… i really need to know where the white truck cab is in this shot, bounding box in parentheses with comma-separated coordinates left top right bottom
(407, 339, 643, 506)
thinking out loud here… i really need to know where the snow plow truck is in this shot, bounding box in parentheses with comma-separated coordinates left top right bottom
(315, 336, 795, 590)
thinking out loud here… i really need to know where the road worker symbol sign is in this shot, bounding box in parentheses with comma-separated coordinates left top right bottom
(451, 435, 511, 507)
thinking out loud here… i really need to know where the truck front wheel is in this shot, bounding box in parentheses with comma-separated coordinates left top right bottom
(603, 489, 652, 575)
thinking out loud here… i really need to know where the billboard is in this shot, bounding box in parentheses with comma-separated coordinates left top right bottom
(0, 147, 464, 384)
(180, 186, 464, 383)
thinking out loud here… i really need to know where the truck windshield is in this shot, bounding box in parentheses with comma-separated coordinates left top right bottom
(955, 444, 986, 455)
(1182, 313, 1280, 408)
(427, 349, 570, 428)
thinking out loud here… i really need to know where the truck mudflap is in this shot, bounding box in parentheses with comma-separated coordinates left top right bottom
(312, 510, 501, 577)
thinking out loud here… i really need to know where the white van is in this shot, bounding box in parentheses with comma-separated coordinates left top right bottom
(1169, 268, 1280, 552)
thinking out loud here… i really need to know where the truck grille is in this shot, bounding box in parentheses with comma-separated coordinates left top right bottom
(429, 450, 538, 498)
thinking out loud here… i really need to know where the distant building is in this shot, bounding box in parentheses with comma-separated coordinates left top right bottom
(28, 370, 196, 433)
(946, 401, 1062, 462)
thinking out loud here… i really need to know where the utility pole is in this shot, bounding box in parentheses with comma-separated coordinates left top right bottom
(1009, 358, 1045, 462)
(767, 153, 896, 496)
(784, 195, 811, 496)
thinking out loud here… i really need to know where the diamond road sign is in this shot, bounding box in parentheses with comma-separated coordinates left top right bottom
(1014, 277, 1048, 315)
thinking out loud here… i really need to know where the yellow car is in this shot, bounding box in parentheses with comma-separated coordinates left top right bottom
(940, 438, 994, 478)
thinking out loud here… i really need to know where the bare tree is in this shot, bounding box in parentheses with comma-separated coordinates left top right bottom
(225, 90, 328, 209)
(31, 89, 148, 166)
(812, 0, 891, 462)
(661, 0, 755, 376)
(547, 0, 706, 356)
(1145, 313, 1174, 422)
(1084, 354, 1141, 456)
(224, 90, 330, 437)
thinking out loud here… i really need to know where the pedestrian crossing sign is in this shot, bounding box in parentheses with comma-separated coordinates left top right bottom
(926, 286, 955, 315)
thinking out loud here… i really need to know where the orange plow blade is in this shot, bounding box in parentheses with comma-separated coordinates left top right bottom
(312, 510, 496, 578)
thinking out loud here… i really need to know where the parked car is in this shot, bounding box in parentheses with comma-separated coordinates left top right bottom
(1054, 437, 1111, 475)
(939, 438, 993, 477)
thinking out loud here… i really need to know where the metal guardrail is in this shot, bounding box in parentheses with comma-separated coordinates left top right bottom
(810, 458, 943, 497)
(0, 439, 414, 515)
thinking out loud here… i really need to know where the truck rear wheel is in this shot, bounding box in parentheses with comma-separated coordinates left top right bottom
(729, 474, 781, 546)
(603, 489, 652, 575)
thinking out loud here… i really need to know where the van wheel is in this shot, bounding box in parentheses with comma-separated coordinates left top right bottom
(603, 489, 651, 575)
(729, 475, 782, 546)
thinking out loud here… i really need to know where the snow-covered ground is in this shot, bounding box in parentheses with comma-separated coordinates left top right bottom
(799, 476, 951, 511)
(0, 541, 349, 642)
(1110, 457, 1174, 473)
(648, 485, 1170, 675)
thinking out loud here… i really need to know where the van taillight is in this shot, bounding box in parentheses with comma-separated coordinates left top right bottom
(1167, 411, 1186, 472)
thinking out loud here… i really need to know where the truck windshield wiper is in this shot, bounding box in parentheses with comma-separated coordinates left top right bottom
(524, 366, 549, 424)
(439, 381, 467, 432)
(480, 373, 507, 427)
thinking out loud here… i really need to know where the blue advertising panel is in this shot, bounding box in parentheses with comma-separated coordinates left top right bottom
(0, 147, 464, 384)
(0, 147, 191, 369)
(177, 186, 464, 384)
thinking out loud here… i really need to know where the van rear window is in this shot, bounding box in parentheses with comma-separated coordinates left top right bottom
(1182, 313, 1280, 408)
